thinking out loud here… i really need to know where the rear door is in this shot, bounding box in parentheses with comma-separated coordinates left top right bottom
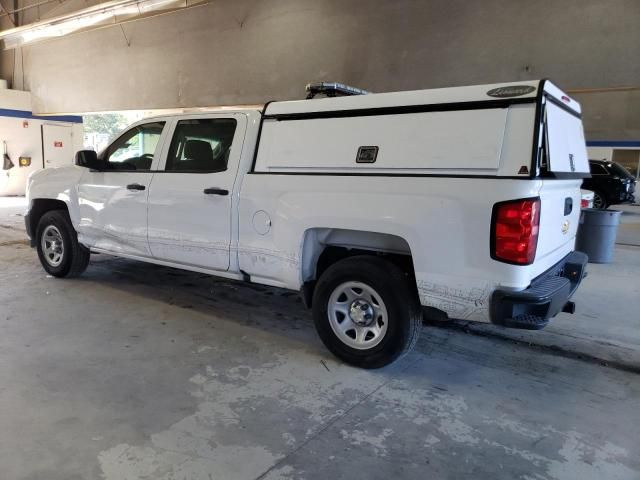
(535, 83, 590, 272)
(146, 113, 247, 271)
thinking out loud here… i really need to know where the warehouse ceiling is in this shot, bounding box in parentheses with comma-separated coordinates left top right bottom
(0, 0, 207, 49)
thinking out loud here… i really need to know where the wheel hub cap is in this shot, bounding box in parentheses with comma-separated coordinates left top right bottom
(349, 299, 374, 326)
(41, 225, 64, 267)
(327, 281, 389, 350)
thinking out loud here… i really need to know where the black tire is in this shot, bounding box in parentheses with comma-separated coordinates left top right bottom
(592, 190, 608, 210)
(36, 210, 90, 278)
(312, 256, 421, 368)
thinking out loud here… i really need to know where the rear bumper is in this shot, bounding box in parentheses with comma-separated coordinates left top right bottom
(490, 251, 588, 330)
(614, 190, 635, 204)
(615, 182, 635, 204)
(621, 193, 635, 204)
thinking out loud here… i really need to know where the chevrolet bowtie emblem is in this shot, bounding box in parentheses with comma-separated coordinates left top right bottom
(561, 220, 570, 234)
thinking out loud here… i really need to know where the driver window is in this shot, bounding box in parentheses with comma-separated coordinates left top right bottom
(104, 121, 165, 171)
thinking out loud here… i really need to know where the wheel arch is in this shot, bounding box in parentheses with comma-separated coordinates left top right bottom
(299, 228, 415, 307)
(27, 198, 70, 246)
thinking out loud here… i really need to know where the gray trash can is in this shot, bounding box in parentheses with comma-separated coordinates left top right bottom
(575, 209, 622, 264)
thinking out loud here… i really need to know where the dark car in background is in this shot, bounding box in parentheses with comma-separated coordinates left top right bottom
(582, 160, 636, 209)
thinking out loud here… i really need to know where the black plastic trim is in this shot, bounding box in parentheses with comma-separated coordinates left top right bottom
(250, 101, 274, 173)
(490, 250, 588, 329)
(529, 79, 547, 179)
(489, 196, 541, 266)
(247, 171, 531, 180)
(300, 281, 316, 308)
(541, 171, 591, 180)
(24, 213, 32, 241)
(263, 97, 536, 122)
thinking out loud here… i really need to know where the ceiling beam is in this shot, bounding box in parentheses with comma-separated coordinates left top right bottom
(0, 0, 16, 27)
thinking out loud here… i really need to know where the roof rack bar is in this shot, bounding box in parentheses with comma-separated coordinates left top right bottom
(305, 82, 370, 99)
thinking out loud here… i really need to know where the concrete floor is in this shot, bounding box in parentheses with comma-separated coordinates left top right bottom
(1, 198, 640, 480)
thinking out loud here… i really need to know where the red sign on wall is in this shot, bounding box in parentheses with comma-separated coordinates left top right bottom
(54, 141, 63, 148)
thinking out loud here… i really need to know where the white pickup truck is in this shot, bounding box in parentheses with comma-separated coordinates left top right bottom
(25, 80, 589, 368)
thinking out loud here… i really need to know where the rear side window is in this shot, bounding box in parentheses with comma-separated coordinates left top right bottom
(608, 162, 634, 178)
(589, 163, 608, 175)
(166, 118, 237, 172)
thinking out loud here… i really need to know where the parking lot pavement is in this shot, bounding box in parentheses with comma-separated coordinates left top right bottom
(1, 237, 639, 479)
(616, 204, 640, 247)
(0, 197, 639, 479)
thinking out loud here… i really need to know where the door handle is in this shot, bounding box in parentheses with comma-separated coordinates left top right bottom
(203, 187, 229, 196)
(126, 183, 146, 191)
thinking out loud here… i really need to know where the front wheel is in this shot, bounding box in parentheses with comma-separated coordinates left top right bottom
(312, 256, 421, 368)
(36, 210, 90, 277)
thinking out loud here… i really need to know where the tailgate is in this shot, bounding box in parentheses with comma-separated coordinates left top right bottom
(533, 82, 589, 275)
(535, 179, 583, 275)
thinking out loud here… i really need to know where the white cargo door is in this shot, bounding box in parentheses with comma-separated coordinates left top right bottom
(533, 100, 589, 276)
(545, 102, 589, 174)
(42, 124, 73, 169)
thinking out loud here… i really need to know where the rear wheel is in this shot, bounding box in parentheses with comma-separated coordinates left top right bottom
(36, 210, 90, 277)
(592, 190, 608, 209)
(312, 256, 421, 368)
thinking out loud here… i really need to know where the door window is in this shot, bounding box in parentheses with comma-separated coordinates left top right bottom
(165, 118, 237, 172)
(104, 121, 165, 171)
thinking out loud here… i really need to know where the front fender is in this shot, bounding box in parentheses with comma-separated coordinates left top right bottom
(27, 166, 85, 228)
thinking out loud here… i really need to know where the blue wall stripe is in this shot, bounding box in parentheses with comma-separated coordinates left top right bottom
(587, 140, 640, 148)
(0, 107, 83, 124)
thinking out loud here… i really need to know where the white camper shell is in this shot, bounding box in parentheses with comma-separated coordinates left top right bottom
(24, 79, 589, 367)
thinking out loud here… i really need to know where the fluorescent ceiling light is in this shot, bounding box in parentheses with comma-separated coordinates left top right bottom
(0, 0, 207, 49)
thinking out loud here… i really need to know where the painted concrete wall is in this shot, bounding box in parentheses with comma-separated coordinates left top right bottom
(0, 89, 83, 195)
(1, 0, 639, 139)
(588, 147, 615, 162)
(573, 89, 640, 142)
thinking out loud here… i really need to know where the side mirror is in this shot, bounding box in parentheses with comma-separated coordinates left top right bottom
(75, 150, 102, 170)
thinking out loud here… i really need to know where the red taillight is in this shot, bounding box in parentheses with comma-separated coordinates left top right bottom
(492, 198, 541, 265)
(580, 199, 589, 208)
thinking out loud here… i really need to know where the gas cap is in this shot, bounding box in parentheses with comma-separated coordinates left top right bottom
(252, 210, 272, 235)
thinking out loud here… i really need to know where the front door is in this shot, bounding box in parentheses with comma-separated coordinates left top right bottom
(76, 120, 167, 256)
(146, 114, 246, 270)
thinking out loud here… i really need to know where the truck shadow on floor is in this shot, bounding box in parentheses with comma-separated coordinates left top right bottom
(75, 255, 456, 366)
(81, 255, 334, 354)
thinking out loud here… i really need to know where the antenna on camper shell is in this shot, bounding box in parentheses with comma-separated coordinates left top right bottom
(305, 82, 370, 99)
